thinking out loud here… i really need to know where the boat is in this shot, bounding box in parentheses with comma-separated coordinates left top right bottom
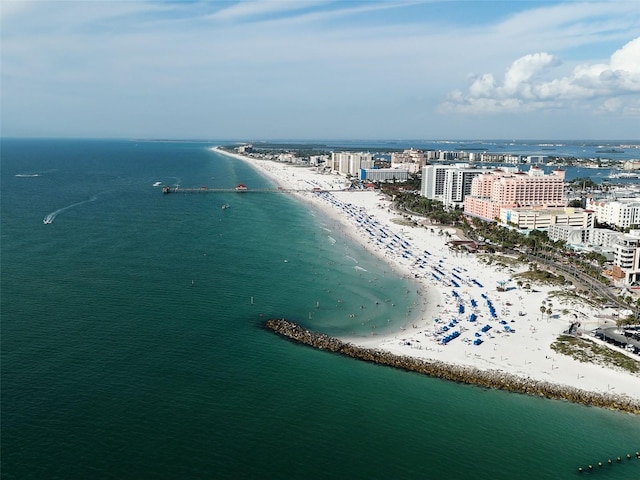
(608, 172, 640, 179)
(153, 181, 162, 187)
(43, 218, 52, 224)
(235, 184, 248, 192)
(221, 204, 229, 210)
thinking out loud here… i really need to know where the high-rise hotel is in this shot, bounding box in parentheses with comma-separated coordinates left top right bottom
(330, 152, 374, 176)
(421, 164, 486, 208)
(463, 166, 566, 221)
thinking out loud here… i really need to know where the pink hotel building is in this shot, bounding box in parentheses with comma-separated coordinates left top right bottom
(463, 166, 566, 221)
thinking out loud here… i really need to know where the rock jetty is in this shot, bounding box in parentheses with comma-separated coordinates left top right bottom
(265, 319, 640, 415)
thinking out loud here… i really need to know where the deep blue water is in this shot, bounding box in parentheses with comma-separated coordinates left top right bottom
(1, 139, 639, 479)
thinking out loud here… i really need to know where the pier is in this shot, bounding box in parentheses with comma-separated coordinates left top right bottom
(162, 185, 333, 194)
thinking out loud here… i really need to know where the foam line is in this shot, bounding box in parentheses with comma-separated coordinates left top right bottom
(43, 194, 98, 224)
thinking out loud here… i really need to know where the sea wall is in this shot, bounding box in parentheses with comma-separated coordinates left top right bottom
(264, 319, 640, 415)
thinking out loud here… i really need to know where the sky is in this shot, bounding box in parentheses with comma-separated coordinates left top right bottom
(1, 0, 639, 140)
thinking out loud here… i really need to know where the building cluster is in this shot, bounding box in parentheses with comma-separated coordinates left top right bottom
(546, 197, 640, 285)
(621, 160, 640, 171)
(390, 148, 426, 173)
(330, 151, 412, 183)
(234, 144, 327, 166)
(548, 226, 640, 285)
(422, 150, 546, 165)
(231, 145, 640, 287)
(418, 162, 640, 286)
(420, 163, 570, 221)
(236, 144, 253, 154)
(585, 198, 640, 229)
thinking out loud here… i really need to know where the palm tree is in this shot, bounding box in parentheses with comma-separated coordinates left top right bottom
(540, 305, 546, 320)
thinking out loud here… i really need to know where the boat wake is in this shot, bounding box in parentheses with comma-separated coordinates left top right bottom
(43, 194, 99, 224)
(327, 236, 337, 245)
(354, 265, 368, 272)
(15, 173, 40, 177)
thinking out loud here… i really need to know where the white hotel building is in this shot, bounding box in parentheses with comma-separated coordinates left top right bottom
(421, 164, 486, 208)
(612, 230, 640, 285)
(359, 168, 409, 183)
(548, 225, 621, 249)
(547, 226, 640, 285)
(585, 198, 640, 229)
(391, 149, 426, 174)
(330, 152, 374, 176)
(500, 207, 594, 230)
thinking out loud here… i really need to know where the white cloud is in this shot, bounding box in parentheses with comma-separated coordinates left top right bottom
(2, 1, 639, 139)
(468, 74, 496, 98)
(503, 53, 559, 96)
(207, 0, 325, 23)
(442, 36, 640, 115)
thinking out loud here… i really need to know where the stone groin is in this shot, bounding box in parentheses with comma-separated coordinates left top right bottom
(264, 319, 640, 415)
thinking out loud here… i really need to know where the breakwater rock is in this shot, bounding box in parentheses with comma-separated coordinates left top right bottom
(265, 319, 640, 415)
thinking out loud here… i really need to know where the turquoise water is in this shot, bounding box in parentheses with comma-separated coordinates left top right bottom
(1, 139, 638, 479)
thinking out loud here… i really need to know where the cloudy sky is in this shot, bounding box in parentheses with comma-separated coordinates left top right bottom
(2, 0, 639, 140)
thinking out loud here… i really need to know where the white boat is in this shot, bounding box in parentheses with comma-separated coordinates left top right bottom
(608, 172, 640, 179)
(43, 218, 52, 224)
(221, 204, 229, 209)
(153, 181, 162, 187)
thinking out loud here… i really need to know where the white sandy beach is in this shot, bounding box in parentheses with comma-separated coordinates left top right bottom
(212, 147, 640, 401)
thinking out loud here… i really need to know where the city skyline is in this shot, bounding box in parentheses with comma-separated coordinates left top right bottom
(1, 0, 639, 140)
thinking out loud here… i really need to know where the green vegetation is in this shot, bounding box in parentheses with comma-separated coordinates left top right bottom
(551, 335, 640, 374)
(566, 176, 598, 188)
(547, 290, 602, 309)
(389, 191, 464, 225)
(390, 217, 418, 227)
(477, 254, 522, 269)
(388, 174, 423, 191)
(513, 270, 567, 287)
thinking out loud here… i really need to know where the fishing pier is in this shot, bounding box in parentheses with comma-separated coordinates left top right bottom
(162, 184, 333, 194)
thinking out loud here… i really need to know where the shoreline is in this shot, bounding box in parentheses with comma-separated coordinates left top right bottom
(210, 146, 435, 324)
(211, 146, 640, 403)
(265, 318, 640, 414)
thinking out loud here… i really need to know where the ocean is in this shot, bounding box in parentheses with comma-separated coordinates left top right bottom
(1, 139, 638, 479)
